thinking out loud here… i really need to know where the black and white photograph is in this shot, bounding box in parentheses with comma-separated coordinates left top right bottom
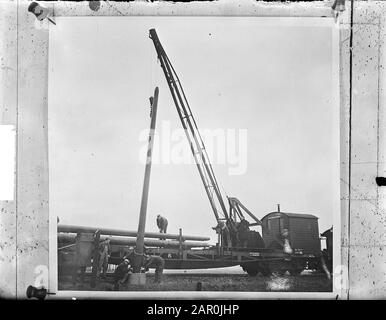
(2, 0, 386, 304)
(48, 16, 340, 295)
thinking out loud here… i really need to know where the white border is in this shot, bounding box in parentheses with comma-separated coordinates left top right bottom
(48, 16, 341, 300)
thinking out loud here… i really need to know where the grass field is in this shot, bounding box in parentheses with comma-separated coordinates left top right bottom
(59, 269, 332, 292)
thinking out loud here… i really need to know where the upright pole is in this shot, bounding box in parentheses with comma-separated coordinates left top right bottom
(90, 230, 101, 288)
(132, 87, 159, 277)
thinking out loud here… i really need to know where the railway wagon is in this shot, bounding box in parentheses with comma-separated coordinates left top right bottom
(57, 220, 330, 279)
(238, 210, 322, 275)
(261, 210, 321, 256)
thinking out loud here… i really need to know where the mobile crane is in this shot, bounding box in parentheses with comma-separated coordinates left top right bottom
(148, 29, 265, 251)
(57, 30, 329, 278)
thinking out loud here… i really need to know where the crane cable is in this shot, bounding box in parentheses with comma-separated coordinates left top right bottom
(149, 36, 156, 98)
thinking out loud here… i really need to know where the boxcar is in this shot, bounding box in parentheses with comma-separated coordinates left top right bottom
(261, 210, 321, 256)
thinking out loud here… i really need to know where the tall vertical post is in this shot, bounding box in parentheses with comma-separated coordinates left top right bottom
(90, 230, 101, 288)
(178, 228, 183, 259)
(131, 87, 159, 283)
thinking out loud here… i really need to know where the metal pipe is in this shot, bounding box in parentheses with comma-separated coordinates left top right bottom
(58, 224, 210, 241)
(58, 233, 210, 248)
(58, 243, 76, 251)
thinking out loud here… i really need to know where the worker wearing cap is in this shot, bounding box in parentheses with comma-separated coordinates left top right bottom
(156, 214, 168, 233)
(156, 214, 168, 240)
(144, 254, 165, 283)
(97, 237, 111, 278)
(113, 258, 131, 290)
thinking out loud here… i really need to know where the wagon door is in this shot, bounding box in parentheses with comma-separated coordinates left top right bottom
(267, 216, 285, 248)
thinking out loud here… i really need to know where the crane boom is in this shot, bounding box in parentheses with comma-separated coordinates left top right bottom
(149, 29, 228, 223)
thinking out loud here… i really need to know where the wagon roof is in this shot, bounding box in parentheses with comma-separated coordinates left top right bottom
(321, 226, 333, 236)
(261, 211, 319, 220)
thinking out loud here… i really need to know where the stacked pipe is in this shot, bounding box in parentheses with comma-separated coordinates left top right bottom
(58, 224, 211, 249)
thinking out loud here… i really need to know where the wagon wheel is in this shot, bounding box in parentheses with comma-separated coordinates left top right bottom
(241, 264, 259, 276)
(246, 267, 259, 277)
(288, 268, 303, 276)
(272, 270, 286, 276)
(288, 262, 304, 276)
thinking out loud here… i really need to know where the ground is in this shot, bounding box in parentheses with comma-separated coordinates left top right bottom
(59, 269, 332, 292)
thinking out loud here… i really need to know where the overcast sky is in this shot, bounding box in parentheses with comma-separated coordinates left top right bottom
(48, 17, 339, 242)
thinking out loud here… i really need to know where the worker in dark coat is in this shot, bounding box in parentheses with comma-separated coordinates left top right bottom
(144, 255, 165, 283)
(156, 214, 168, 240)
(72, 232, 94, 286)
(113, 258, 131, 290)
(156, 214, 168, 233)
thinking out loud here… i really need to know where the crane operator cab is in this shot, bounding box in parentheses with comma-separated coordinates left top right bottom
(213, 217, 265, 251)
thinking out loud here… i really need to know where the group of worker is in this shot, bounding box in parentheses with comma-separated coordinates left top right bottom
(72, 213, 253, 289)
(113, 247, 165, 290)
(92, 214, 168, 289)
(95, 239, 165, 289)
(213, 217, 250, 249)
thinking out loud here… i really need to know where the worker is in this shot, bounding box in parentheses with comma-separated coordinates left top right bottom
(156, 214, 168, 240)
(113, 258, 131, 290)
(124, 247, 135, 266)
(144, 254, 165, 283)
(212, 220, 231, 249)
(97, 237, 111, 278)
(237, 218, 250, 248)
